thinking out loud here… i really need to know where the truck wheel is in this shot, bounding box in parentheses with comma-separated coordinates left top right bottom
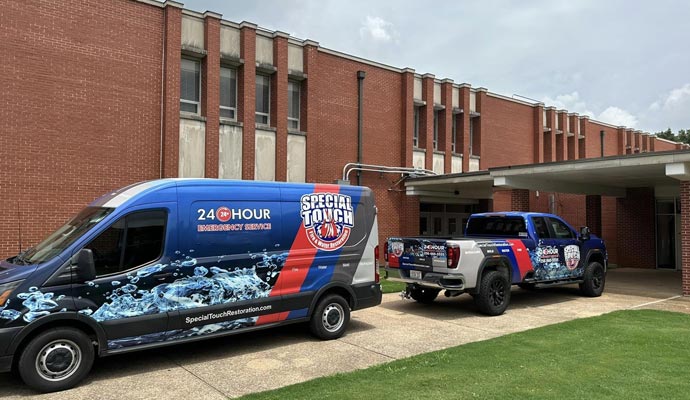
(408, 285, 440, 304)
(18, 327, 95, 393)
(579, 262, 605, 297)
(474, 270, 511, 316)
(309, 294, 350, 340)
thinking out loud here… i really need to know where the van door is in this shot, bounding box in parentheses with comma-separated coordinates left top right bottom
(71, 207, 175, 350)
(529, 216, 583, 281)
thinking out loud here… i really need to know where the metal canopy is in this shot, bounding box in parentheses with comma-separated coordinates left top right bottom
(406, 150, 690, 199)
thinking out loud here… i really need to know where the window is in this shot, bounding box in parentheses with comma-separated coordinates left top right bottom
(466, 216, 527, 237)
(548, 217, 575, 239)
(180, 58, 201, 114)
(532, 217, 550, 239)
(256, 74, 270, 125)
(85, 210, 166, 277)
(433, 111, 439, 150)
(470, 118, 479, 156)
(288, 80, 300, 130)
(413, 106, 420, 148)
(451, 115, 457, 153)
(219, 67, 237, 120)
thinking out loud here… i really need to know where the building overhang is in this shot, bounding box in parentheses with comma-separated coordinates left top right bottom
(406, 150, 690, 200)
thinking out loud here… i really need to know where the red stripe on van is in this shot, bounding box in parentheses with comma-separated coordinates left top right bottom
(256, 184, 341, 325)
(506, 239, 533, 279)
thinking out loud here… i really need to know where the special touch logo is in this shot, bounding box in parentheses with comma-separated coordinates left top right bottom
(564, 245, 581, 270)
(300, 193, 354, 251)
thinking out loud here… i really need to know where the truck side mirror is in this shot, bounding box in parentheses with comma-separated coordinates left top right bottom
(579, 226, 591, 242)
(71, 249, 96, 282)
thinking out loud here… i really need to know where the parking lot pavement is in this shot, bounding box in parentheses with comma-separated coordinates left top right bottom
(0, 286, 674, 399)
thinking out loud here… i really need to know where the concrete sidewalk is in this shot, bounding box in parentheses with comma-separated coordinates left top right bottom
(0, 279, 680, 400)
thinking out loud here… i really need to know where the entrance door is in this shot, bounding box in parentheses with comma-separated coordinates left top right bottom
(656, 199, 680, 269)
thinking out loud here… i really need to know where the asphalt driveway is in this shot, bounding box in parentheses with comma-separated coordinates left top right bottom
(0, 269, 683, 399)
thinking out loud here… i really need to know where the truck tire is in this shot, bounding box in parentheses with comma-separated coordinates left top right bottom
(579, 261, 605, 297)
(309, 294, 350, 340)
(474, 270, 511, 316)
(408, 285, 440, 304)
(18, 327, 95, 393)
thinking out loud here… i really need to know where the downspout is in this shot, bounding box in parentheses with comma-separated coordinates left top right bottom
(357, 71, 366, 185)
(159, 9, 167, 179)
(600, 130, 605, 157)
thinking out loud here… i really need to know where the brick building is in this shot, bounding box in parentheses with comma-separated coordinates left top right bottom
(3, 0, 690, 292)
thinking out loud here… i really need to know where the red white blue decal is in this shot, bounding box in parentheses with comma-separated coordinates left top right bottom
(300, 193, 354, 251)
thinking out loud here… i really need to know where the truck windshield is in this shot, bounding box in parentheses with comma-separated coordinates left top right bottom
(19, 207, 114, 265)
(466, 216, 527, 237)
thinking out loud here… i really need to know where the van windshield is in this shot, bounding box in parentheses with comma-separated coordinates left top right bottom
(19, 207, 114, 265)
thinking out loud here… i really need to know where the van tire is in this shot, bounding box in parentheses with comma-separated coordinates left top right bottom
(579, 262, 605, 297)
(474, 270, 511, 316)
(408, 285, 440, 304)
(309, 294, 350, 340)
(18, 327, 94, 393)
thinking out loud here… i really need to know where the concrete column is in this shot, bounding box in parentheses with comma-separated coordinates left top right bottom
(544, 107, 557, 162)
(476, 88, 488, 169)
(511, 189, 530, 211)
(441, 79, 453, 173)
(585, 195, 602, 236)
(421, 74, 435, 171)
(273, 32, 289, 181)
(682, 181, 690, 295)
(534, 104, 544, 164)
(203, 13, 221, 178)
(401, 69, 415, 167)
(459, 86, 471, 172)
(239, 23, 257, 180)
(302, 40, 318, 182)
(161, 3, 182, 178)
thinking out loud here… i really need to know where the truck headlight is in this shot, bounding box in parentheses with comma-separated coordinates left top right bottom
(0, 280, 24, 307)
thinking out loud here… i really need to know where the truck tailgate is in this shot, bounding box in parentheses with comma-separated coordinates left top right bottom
(386, 237, 447, 272)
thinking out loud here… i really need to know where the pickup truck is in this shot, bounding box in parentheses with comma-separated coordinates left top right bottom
(385, 212, 607, 316)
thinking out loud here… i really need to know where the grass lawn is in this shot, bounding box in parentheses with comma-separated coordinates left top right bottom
(241, 310, 690, 399)
(379, 267, 406, 294)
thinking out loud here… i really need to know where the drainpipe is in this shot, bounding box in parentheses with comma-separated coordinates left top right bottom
(357, 70, 366, 186)
(600, 130, 605, 157)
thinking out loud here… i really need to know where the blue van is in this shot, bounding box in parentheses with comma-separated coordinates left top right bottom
(0, 179, 382, 392)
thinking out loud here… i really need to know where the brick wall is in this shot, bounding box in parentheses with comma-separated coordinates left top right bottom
(0, 0, 164, 257)
(681, 182, 690, 294)
(616, 188, 656, 268)
(0, 0, 682, 271)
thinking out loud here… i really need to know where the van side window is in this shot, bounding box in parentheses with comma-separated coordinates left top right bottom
(85, 210, 166, 277)
(531, 217, 550, 239)
(547, 217, 575, 239)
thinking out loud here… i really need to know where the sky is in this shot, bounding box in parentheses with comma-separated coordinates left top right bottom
(180, 0, 690, 133)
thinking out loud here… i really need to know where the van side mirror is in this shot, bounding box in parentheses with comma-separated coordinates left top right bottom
(72, 249, 96, 282)
(579, 226, 591, 242)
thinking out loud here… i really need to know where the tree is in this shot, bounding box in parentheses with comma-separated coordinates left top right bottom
(655, 128, 690, 145)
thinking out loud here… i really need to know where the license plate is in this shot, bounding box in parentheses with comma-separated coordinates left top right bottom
(410, 270, 422, 280)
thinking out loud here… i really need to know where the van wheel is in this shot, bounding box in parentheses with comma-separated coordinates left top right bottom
(474, 270, 511, 316)
(408, 285, 440, 304)
(18, 327, 94, 393)
(309, 294, 350, 340)
(579, 262, 605, 297)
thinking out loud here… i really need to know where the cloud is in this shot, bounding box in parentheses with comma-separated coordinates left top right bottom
(542, 91, 639, 127)
(541, 91, 594, 117)
(359, 16, 396, 43)
(597, 107, 638, 127)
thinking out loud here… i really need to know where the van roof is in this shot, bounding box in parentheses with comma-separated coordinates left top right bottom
(89, 179, 369, 209)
